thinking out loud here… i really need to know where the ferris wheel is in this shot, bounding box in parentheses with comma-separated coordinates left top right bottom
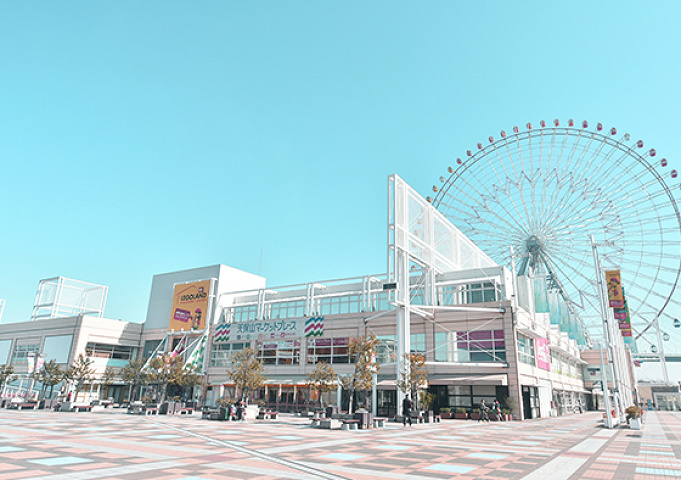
(429, 119, 681, 355)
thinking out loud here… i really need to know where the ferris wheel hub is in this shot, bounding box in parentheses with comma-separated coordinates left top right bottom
(526, 235, 545, 254)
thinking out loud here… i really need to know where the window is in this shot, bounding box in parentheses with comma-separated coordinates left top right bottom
(317, 295, 362, 316)
(434, 331, 456, 362)
(267, 300, 305, 319)
(411, 333, 426, 354)
(232, 304, 258, 323)
(210, 342, 247, 367)
(465, 283, 497, 303)
(456, 330, 506, 362)
(369, 291, 391, 312)
(11, 344, 40, 363)
(86, 343, 135, 361)
(437, 282, 499, 306)
(307, 338, 350, 364)
(447, 385, 472, 407)
(143, 340, 162, 360)
(444, 385, 507, 409)
(517, 334, 535, 365)
(258, 340, 300, 365)
(376, 336, 396, 364)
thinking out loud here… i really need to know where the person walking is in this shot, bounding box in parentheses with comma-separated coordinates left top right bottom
(493, 399, 502, 421)
(403, 395, 413, 427)
(479, 399, 490, 422)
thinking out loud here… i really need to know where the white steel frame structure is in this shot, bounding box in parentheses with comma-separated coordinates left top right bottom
(30, 277, 108, 321)
(388, 174, 500, 409)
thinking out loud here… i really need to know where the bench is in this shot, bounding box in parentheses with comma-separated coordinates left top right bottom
(9, 402, 37, 411)
(145, 407, 159, 415)
(257, 411, 278, 420)
(72, 405, 93, 413)
(341, 419, 360, 431)
(179, 407, 194, 415)
(373, 417, 388, 428)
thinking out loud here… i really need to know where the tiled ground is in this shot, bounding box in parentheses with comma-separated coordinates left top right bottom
(0, 408, 679, 479)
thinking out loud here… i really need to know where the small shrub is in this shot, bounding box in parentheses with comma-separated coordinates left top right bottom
(440, 407, 451, 413)
(625, 405, 642, 419)
(455, 407, 467, 414)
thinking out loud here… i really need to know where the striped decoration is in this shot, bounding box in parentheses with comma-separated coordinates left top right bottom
(304, 316, 324, 337)
(214, 323, 231, 343)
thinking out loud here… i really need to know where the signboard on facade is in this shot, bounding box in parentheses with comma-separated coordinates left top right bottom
(534, 337, 550, 371)
(169, 280, 211, 331)
(604, 270, 625, 308)
(214, 316, 324, 343)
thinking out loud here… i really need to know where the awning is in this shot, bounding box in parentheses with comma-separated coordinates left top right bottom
(427, 374, 508, 386)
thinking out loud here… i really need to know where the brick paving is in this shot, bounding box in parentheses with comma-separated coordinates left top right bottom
(0, 409, 679, 479)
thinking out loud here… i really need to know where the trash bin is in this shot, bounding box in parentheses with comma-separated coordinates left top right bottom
(354, 410, 373, 429)
(326, 405, 339, 419)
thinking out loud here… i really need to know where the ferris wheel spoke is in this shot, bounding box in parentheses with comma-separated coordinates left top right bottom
(434, 122, 681, 348)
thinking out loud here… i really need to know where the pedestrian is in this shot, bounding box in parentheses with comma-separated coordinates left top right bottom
(578, 398, 583, 414)
(493, 399, 502, 421)
(479, 399, 490, 422)
(403, 395, 413, 427)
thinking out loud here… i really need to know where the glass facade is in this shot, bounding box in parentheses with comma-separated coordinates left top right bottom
(307, 337, 350, 364)
(210, 342, 247, 367)
(456, 330, 506, 362)
(258, 340, 301, 365)
(11, 344, 40, 363)
(517, 334, 535, 365)
(86, 342, 135, 361)
(433, 330, 506, 363)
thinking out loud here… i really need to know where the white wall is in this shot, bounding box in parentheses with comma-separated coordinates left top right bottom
(144, 265, 266, 331)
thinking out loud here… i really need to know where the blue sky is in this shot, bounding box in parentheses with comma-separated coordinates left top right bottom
(1, 2, 680, 325)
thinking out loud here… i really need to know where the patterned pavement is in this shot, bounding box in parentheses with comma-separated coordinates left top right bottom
(0, 408, 680, 479)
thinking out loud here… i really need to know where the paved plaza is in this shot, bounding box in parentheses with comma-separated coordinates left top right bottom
(0, 409, 680, 480)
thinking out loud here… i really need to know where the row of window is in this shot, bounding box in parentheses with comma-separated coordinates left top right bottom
(229, 282, 501, 323)
(209, 330, 507, 367)
(85, 342, 135, 361)
(10, 344, 40, 362)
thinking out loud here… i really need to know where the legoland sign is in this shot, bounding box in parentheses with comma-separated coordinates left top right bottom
(169, 280, 211, 331)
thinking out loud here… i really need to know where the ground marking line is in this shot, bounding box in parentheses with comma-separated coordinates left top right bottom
(151, 420, 352, 480)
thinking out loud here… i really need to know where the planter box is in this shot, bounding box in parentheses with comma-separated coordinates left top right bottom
(629, 417, 642, 430)
(454, 413, 468, 420)
(470, 413, 480, 420)
(440, 412, 453, 419)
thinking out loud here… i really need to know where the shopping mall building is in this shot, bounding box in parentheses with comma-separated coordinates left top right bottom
(0, 175, 631, 420)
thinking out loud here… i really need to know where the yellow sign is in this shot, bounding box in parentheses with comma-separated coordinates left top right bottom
(169, 280, 211, 331)
(604, 270, 624, 308)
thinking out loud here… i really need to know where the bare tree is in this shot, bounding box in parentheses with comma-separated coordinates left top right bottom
(33, 359, 64, 400)
(226, 347, 267, 404)
(66, 354, 95, 400)
(121, 357, 147, 402)
(0, 364, 16, 393)
(99, 367, 116, 400)
(306, 362, 337, 408)
(146, 354, 185, 404)
(340, 334, 380, 413)
(396, 352, 429, 410)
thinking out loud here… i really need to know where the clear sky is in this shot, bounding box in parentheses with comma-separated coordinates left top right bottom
(1, 1, 680, 331)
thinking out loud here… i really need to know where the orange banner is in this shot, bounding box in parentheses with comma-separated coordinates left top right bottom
(169, 280, 211, 331)
(604, 270, 624, 308)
